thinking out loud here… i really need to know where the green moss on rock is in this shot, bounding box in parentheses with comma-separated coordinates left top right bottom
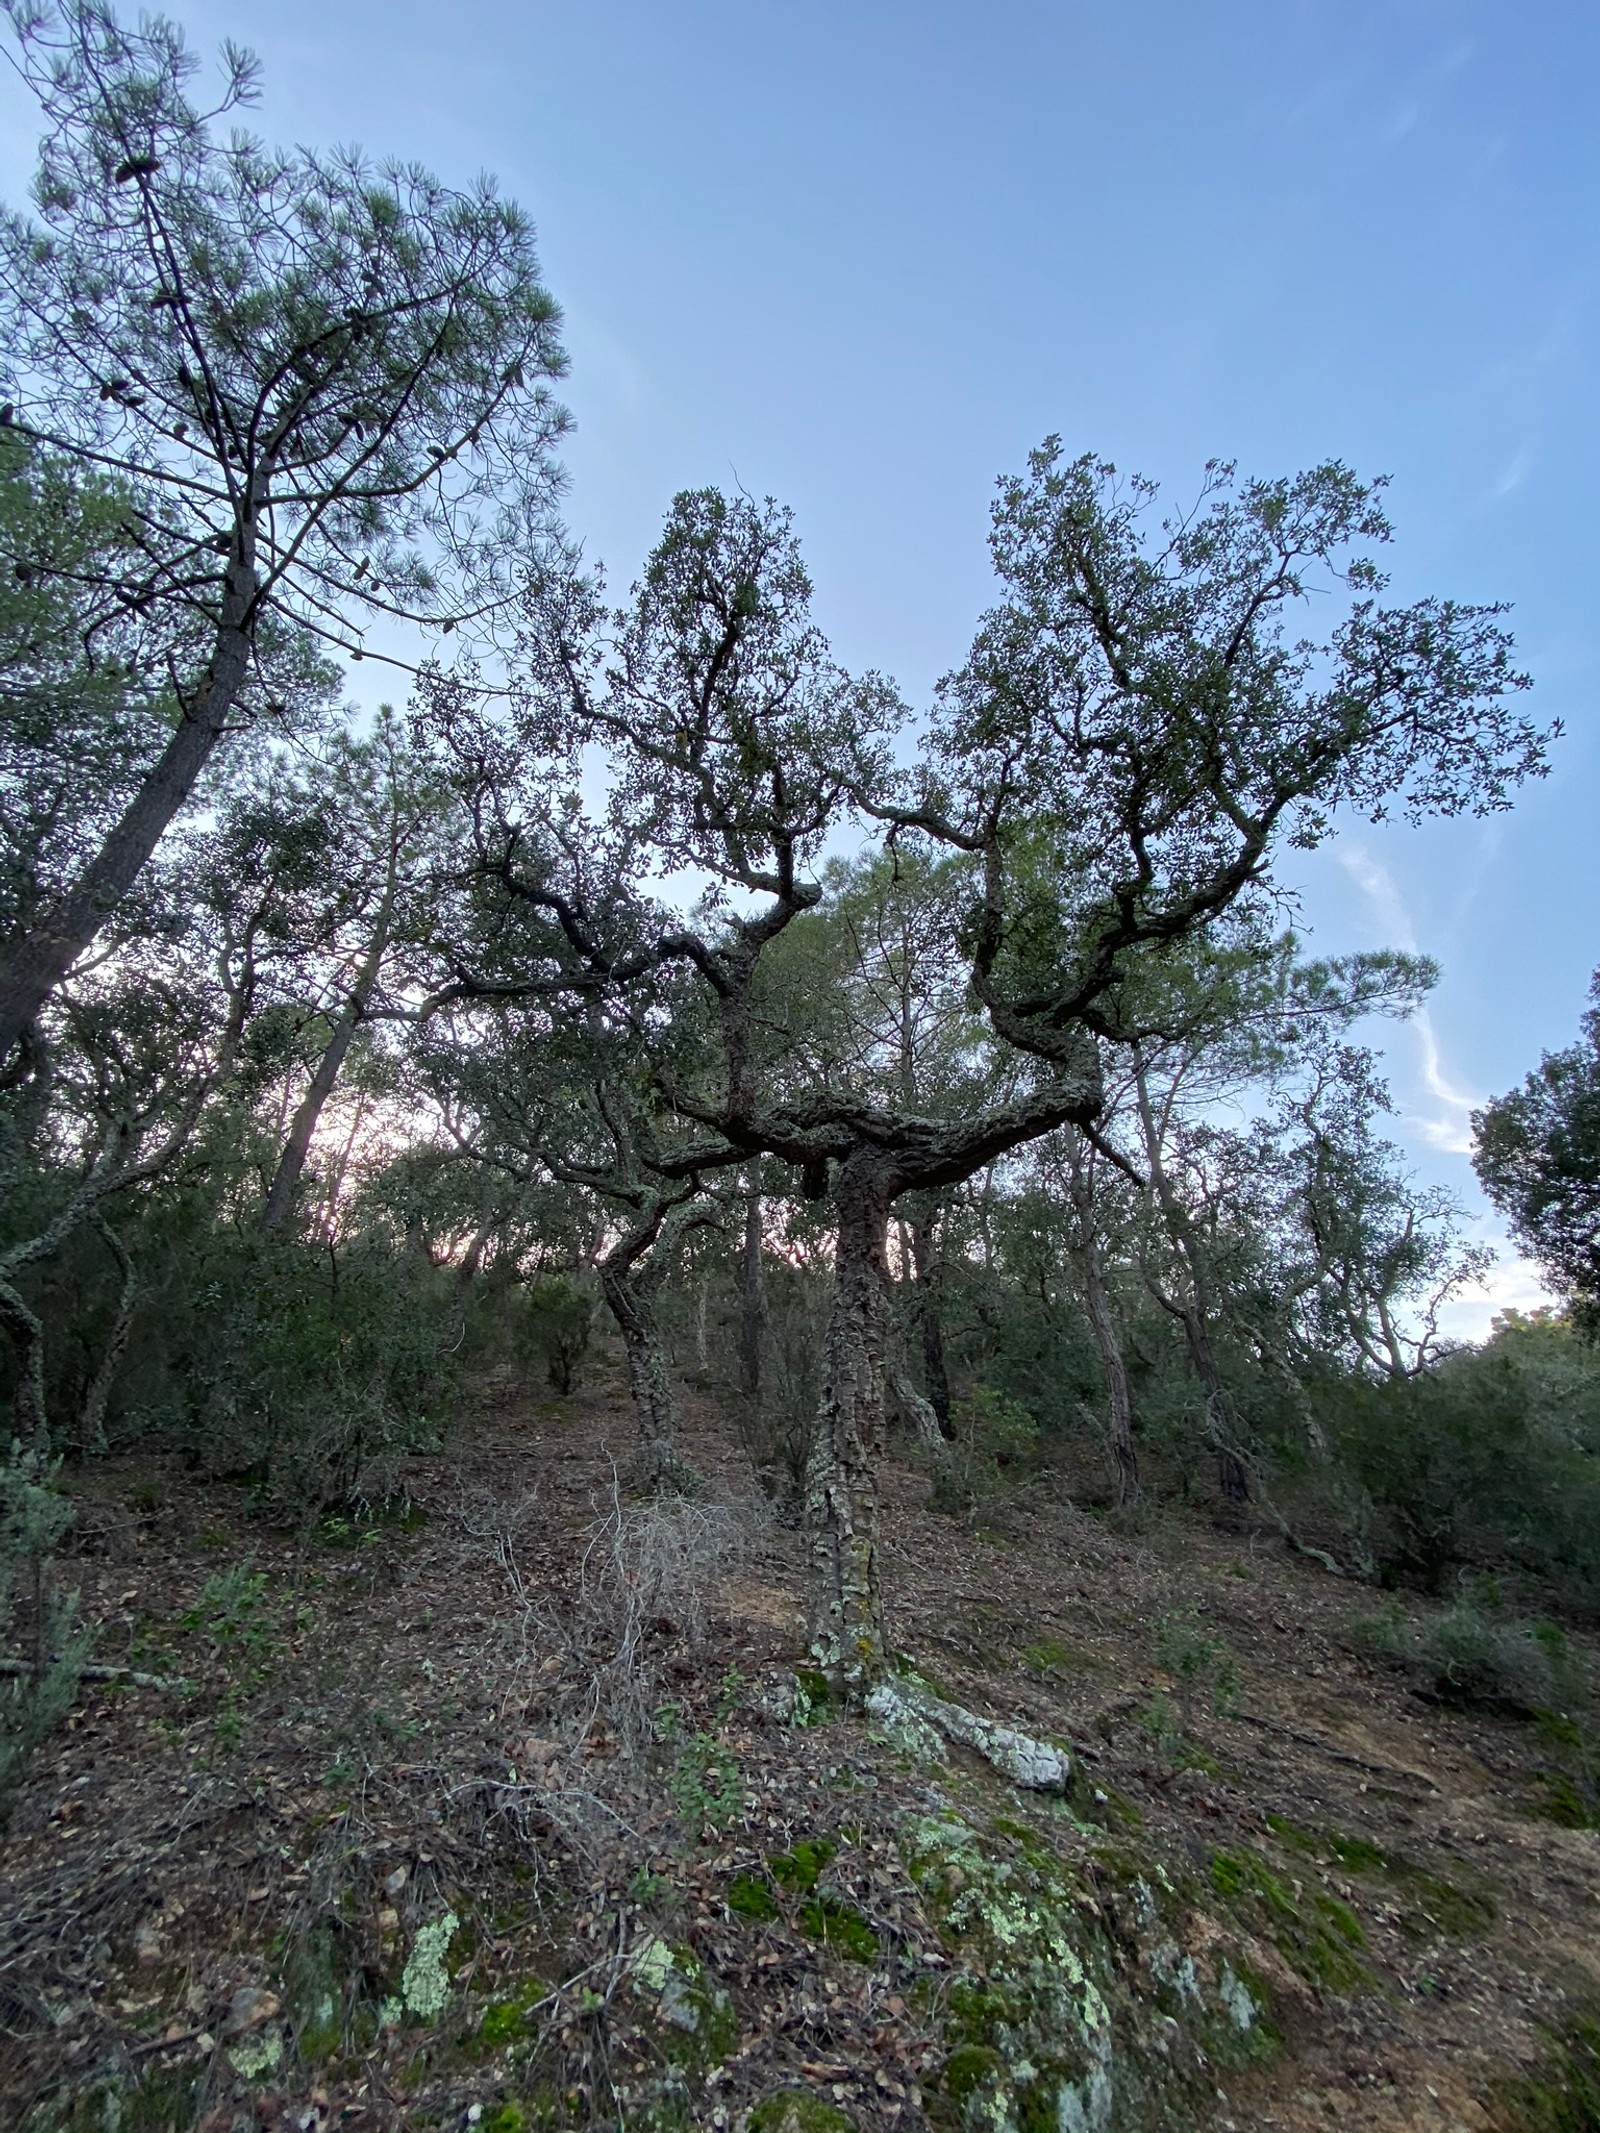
(903, 1809, 1285, 2131)
(628, 1938, 737, 2072)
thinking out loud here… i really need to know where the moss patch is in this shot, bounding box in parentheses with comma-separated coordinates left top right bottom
(479, 1978, 544, 2047)
(1209, 1846, 1371, 1993)
(748, 2092, 860, 2132)
(798, 1893, 878, 1963)
(769, 1837, 837, 1892)
(1497, 2013, 1600, 2133)
(1261, 1820, 1496, 1942)
(728, 1871, 780, 1922)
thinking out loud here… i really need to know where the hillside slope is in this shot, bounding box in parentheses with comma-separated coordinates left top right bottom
(2, 1362, 1597, 2133)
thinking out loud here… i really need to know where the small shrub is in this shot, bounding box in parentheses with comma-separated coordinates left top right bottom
(0, 1448, 89, 1826)
(1154, 1609, 1240, 1728)
(515, 1274, 591, 1395)
(929, 1387, 1041, 1520)
(1356, 1596, 1558, 1713)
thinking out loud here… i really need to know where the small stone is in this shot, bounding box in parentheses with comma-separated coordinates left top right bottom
(383, 1865, 408, 1896)
(224, 1986, 280, 2036)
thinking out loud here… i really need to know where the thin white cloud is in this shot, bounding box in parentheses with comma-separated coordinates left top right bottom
(1384, 98, 1422, 143)
(1337, 845, 1416, 950)
(1410, 1010, 1479, 1154)
(1336, 846, 1482, 1153)
(1492, 447, 1531, 500)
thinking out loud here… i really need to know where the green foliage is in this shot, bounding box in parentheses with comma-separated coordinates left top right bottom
(0, 435, 170, 939)
(653, 1706, 742, 1831)
(1154, 1610, 1239, 1725)
(929, 1387, 1042, 1520)
(180, 1565, 271, 1651)
(0, 1447, 88, 1825)
(1356, 1593, 1570, 1714)
(1325, 1323, 1600, 1592)
(1475, 974, 1600, 1333)
(513, 1274, 592, 1396)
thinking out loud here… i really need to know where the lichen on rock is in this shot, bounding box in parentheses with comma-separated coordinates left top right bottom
(629, 1936, 737, 2069)
(903, 1807, 1279, 2132)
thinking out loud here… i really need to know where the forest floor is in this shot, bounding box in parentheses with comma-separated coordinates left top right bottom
(3, 1355, 1599, 2133)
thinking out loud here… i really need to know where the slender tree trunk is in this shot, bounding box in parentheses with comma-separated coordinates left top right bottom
(908, 1212, 952, 1436)
(600, 1263, 693, 1492)
(78, 1218, 137, 1455)
(260, 970, 382, 1236)
(738, 1181, 763, 1408)
(805, 1152, 894, 1693)
(1083, 1240, 1141, 1505)
(1063, 1131, 1138, 1504)
(0, 1276, 47, 1448)
(1132, 1055, 1249, 1504)
(0, 604, 255, 1066)
(311, 1089, 371, 1243)
(446, 1214, 495, 1348)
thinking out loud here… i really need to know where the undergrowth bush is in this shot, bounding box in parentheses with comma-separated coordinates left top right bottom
(0, 1448, 87, 1825)
(511, 1273, 592, 1396)
(1323, 1323, 1600, 1595)
(928, 1386, 1041, 1520)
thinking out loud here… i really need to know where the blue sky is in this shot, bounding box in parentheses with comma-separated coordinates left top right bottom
(4, 0, 1594, 1332)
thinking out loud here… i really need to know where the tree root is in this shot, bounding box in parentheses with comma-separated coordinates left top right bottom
(0, 1656, 179, 1690)
(864, 1676, 1071, 1791)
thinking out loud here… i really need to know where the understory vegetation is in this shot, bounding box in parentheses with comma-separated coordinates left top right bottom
(1, 4, 1597, 2130)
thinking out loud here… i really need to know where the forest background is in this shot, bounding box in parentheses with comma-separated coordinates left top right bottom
(3, 6, 1600, 2130)
(0, 0, 1586, 1343)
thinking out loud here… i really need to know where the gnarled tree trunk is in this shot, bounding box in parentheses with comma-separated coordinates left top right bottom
(804, 1152, 894, 1692)
(0, 1277, 47, 1447)
(599, 1244, 697, 1494)
(78, 1218, 137, 1456)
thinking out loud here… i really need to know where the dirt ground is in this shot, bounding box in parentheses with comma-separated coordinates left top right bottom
(2, 1356, 1597, 2132)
